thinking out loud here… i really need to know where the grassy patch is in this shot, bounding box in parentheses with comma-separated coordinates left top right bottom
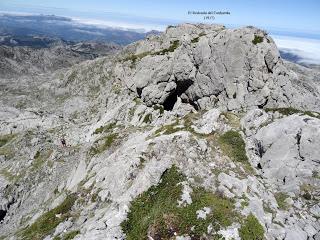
(154, 120, 183, 136)
(0, 134, 15, 147)
(93, 122, 117, 135)
(274, 192, 289, 210)
(191, 32, 206, 43)
(154, 113, 208, 138)
(123, 51, 151, 67)
(240, 196, 249, 209)
(153, 40, 180, 55)
(0, 134, 16, 158)
(312, 171, 320, 179)
(143, 113, 152, 124)
(63, 230, 80, 240)
(21, 194, 77, 240)
(263, 202, 275, 215)
(153, 105, 164, 115)
(252, 35, 264, 45)
(266, 107, 320, 119)
(89, 133, 118, 156)
(191, 37, 200, 43)
(123, 40, 180, 68)
(239, 213, 265, 240)
(221, 112, 241, 129)
(0, 168, 18, 182)
(121, 166, 238, 239)
(31, 149, 53, 171)
(218, 131, 248, 163)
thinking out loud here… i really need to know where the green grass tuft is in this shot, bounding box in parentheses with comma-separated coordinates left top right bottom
(121, 166, 238, 239)
(0, 168, 18, 182)
(191, 37, 200, 43)
(252, 35, 264, 45)
(266, 107, 320, 119)
(31, 149, 53, 171)
(274, 192, 289, 210)
(63, 230, 80, 240)
(89, 133, 118, 156)
(21, 194, 77, 240)
(123, 51, 151, 67)
(154, 120, 183, 136)
(143, 113, 152, 124)
(0, 134, 15, 147)
(123, 40, 180, 68)
(239, 213, 265, 240)
(153, 40, 180, 55)
(218, 130, 248, 163)
(153, 105, 164, 115)
(312, 170, 320, 179)
(93, 122, 117, 134)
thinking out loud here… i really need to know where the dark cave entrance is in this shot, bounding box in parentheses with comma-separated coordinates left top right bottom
(162, 79, 194, 111)
(0, 210, 7, 222)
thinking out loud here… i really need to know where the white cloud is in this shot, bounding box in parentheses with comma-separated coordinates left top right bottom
(272, 35, 320, 64)
(71, 17, 166, 33)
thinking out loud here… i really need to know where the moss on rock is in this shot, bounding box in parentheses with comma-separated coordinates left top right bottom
(239, 213, 265, 240)
(121, 166, 238, 239)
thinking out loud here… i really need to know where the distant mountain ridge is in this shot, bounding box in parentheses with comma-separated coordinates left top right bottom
(0, 14, 160, 46)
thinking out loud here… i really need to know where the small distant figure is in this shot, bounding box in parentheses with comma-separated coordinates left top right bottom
(61, 138, 66, 147)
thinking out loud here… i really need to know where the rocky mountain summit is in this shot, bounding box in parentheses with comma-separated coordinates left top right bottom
(0, 24, 319, 240)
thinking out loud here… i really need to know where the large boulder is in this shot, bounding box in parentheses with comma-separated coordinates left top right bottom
(253, 114, 320, 192)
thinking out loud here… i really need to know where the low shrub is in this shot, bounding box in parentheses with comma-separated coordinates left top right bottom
(239, 213, 265, 240)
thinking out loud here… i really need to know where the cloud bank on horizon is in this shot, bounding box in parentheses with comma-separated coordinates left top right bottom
(272, 35, 320, 65)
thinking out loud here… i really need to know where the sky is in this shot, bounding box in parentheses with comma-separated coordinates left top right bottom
(1, 0, 320, 64)
(1, 0, 320, 35)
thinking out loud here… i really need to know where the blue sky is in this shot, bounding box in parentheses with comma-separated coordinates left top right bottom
(1, 0, 320, 64)
(1, 0, 320, 35)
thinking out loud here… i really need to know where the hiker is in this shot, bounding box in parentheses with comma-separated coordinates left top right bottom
(61, 138, 66, 147)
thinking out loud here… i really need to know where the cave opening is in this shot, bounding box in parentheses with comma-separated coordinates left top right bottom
(162, 79, 194, 111)
(0, 210, 7, 223)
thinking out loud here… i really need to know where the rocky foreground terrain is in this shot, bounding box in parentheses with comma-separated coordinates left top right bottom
(0, 23, 319, 240)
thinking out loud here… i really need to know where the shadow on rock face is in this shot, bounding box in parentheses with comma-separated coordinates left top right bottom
(163, 79, 194, 111)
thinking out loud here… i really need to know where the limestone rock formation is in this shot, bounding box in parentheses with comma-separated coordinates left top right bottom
(0, 24, 319, 240)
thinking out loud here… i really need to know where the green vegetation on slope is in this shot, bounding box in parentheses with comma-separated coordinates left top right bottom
(123, 40, 180, 67)
(218, 130, 248, 163)
(89, 133, 118, 156)
(21, 194, 77, 240)
(143, 113, 152, 124)
(0, 134, 15, 147)
(154, 40, 180, 55)
(63, 230, 80, 240)
(266, 107, 320, 119)
(191, 32, 206, 43)
(252, 35, 264, 45)
(123, 51, 151, 66)
(154, 120, 183, 136)
(121, 166, 238, 239)
(274, 192, 289, 210)
(0, 134, 16, 158)
(239, 214, 265, 240)
(31, 149, 53, 171)
(93, 122, 117, 134)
